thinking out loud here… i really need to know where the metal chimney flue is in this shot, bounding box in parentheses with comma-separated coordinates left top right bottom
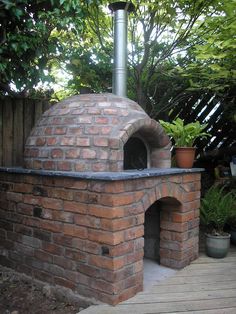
(109, 2, 135, 97)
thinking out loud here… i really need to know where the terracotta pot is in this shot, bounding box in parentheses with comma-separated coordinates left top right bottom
(175, 147, 196, 168)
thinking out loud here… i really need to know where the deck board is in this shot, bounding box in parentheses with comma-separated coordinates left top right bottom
(80, 246, 236, 314)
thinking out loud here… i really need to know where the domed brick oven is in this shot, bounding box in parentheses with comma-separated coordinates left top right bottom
(24, 93, 171, 172)
(0, 1, 203, 306)
(0, 92, 202, 306)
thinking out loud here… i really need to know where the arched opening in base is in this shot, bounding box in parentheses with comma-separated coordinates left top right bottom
(143, 197, 182, 290)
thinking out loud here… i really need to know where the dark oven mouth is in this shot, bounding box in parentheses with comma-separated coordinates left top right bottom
(124, 135, 149, 170)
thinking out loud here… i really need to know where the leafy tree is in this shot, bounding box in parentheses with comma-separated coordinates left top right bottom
(179, 0, 236, 92)
(0, 0, 94, 96)
(58, 0, 232, 116)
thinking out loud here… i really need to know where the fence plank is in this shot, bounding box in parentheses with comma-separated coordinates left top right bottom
(2, 98, 13, 166)
(23, 98, 35, 145)
(13, 99, 24, 166)
(34, 100, 43, 125)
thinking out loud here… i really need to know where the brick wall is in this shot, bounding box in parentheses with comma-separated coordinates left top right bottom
(0, 170, 201, 305)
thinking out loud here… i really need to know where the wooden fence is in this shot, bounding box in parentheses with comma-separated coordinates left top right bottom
(169, 92, 236, 156)
(0, 97, 50, 167)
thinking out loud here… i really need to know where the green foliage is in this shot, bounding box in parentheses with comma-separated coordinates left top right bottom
(1, 0, 235, 120)
(159, 118, 210, 147)
(200, 185, 236, 235)
(180, 0, 236, 92)
(0, 0, 94, 96)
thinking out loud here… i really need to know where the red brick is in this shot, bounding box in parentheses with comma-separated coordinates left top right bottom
(104, 182, 125, 193)
(77, 264, 99, 278)
(42, 161, 56, 170)
(100, 193, 134, 206)
(161, 221, 188, 232)
(91, 163, 108, 172)
(181, 191, 201, 202)
(63, 224, 87, 239)
(65, 149, 80, 159)
(101, 216, 140, 231)
(14, 224, 32, 236)
(7, 192, 23, 202)
(182, 200, 200, 211)
(45, 127, 53, 135)
(60, 137, 74, 146)
(84, 240, 100, 254)
(54, 127, 67, 135)
(172, 211, 195, 223)
(54, 277, 76, 290)
(74, 214, 100, 228)
(91, 278, 117, 294)
(81, 149, 96, 159)
(36, 137, 46, 146)
(47, 137, 58, 146)
(89, 255, 126, 271)
(42, 197, 63, 210)
(65, 248, 87, 263)
(68, 127, 82, 135)
(51, 149, 63, 158)
(53, 211, 74, 223)
(53, 234, 73, 247)
(85, 126, 99, 135)
(23, 195, 41, 206)
(48, 188, 73, 200)
(17, 203, 33, 215)
(35, 250, 52, 263)
(183, 174, 201, 182)
(95, 117, 109, 124)
(126, 250, 144, 264)
(42, 242, 63, 255)
(57, 161, 72, 171)
(40, 220, 62, 232)
(117, 283, 142, 304)
(101, 126, 112, 135)
(14, 183, 32, 194)
(88, 229, 124, 245)
(109, 241, 134, 257)
(22, 217, 40, 228)
(76, 138, 90, 146)
(64, 201, 87, 213)
(53, 255, 76, 270)
(124, 226, 144, 241)
(63, 179, 88, 190)
(93, 138, 108, 147)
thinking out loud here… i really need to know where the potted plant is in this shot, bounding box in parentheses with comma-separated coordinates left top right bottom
(159, 118, 210, 168)
(200, 185, 236, 258)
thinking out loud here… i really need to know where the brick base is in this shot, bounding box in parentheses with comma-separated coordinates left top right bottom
(0, 171, 201, 305)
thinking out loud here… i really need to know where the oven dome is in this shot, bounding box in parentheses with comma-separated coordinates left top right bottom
(24, 93, 170, 172)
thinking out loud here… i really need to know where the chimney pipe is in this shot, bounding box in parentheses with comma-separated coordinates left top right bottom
(109, 2, 135, 97)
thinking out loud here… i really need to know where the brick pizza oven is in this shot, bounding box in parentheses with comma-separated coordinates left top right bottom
(0, 93, 202, 306)
(0, 1, 202, 307)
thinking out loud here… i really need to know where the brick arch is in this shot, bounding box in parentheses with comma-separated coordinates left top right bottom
(120, 117, 170, 148)
(144, 196, 182, 265)
(137, 178, 199, 269)
(120, 118, 171, 169)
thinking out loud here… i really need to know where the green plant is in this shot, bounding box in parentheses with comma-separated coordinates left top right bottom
(200, 185, 236, 235)
(159, 118, 210, 147)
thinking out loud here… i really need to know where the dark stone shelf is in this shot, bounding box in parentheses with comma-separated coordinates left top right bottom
(0, 167, 205, 181)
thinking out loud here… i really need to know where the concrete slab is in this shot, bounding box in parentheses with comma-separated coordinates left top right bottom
(143, 258, 177, 291)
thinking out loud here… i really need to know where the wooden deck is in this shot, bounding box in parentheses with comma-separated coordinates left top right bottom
(81, 245, 236, 314)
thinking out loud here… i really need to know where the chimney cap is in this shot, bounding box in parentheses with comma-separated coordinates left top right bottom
(108, 1, 135, 13)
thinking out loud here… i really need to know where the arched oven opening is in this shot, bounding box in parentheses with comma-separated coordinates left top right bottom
(124, 135, 148, 170)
